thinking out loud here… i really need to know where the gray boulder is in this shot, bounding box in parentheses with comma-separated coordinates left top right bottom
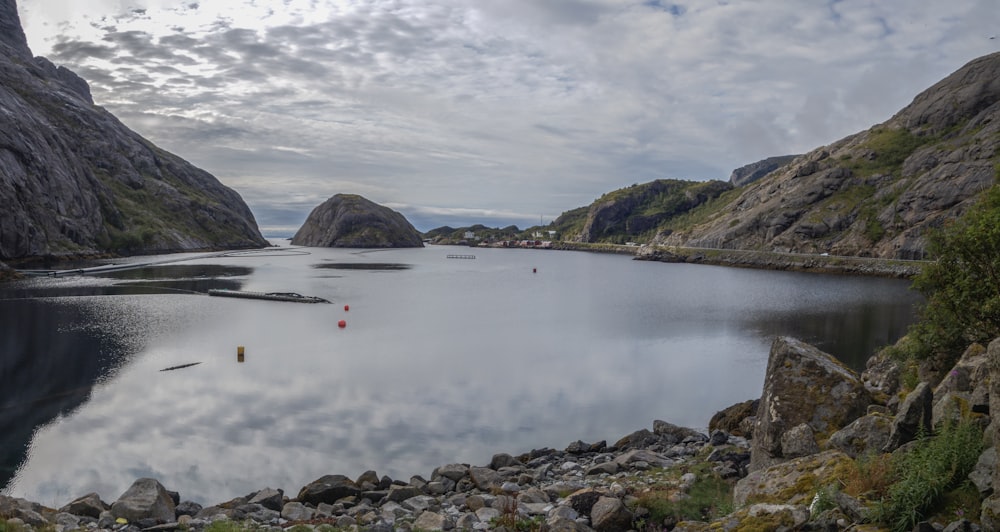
(59, 492, 108, 519)
(110, 478, 176, 524)
(970, 447, 996, 495)
(749, 337, 871, 471)
(779, 423, 820, 458)
(296, 474, 362, 505)
(653, 420, 707, 443)
(590, 496, 632, 532)
(882, 382, 933, 452)
(826, 413, 892, 458)
(247, 488, 283, 512)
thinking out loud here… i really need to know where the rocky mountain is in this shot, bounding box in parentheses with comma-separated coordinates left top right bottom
(552, 179, 732, 244)
(291, 194, 424, 248)
(657, 52, 1000, 259)
(0, 0, 267, 262)
(728, 154, 799, 187)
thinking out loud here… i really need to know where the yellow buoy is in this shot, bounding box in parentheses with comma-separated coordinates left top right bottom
(237, 345, 245, 362)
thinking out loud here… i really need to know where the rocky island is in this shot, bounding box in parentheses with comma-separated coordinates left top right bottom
(292, 194, 424, 248)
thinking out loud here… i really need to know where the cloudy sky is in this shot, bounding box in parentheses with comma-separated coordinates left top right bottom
(17, 1, 1000, 234)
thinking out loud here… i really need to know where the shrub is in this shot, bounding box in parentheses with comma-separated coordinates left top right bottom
(906, 183, 1000, 367)
(868, 418, 985, 532)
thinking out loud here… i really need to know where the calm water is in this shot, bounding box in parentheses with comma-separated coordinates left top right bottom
(0, 244, 921, 505)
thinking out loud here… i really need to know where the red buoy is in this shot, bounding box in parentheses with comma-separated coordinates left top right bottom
(338, 320, 347, 328)
(533, 268, 537, 273)
(344, 304, 350, 311)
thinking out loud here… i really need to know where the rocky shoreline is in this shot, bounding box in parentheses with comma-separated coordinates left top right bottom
(3, 336, 997, 532)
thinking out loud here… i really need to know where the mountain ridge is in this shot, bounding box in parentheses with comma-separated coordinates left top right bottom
(0, 0, 267, 263)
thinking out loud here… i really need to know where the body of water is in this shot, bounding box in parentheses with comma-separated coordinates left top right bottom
(0, 244, 921, 505)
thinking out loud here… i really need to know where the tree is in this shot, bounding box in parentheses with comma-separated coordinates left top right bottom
(908, 182, 1000, 365)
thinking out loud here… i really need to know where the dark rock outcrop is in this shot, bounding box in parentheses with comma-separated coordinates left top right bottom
(729, 154, 799, 187)
(0, 0, 267, 260)
(291, 194, 423, 248)
(660, 51, 1000, 259)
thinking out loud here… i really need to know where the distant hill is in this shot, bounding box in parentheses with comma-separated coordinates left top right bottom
(656, 51, 1000, 259)
(423, 224, 523, 244)
(0, 0, 267, 262)
(550, 179, 732, 245)
(292, 194, 424, 248)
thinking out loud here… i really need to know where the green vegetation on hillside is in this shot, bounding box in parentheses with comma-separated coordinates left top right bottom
(843, 127, 937, 178)
(901, 181, 1000, 366)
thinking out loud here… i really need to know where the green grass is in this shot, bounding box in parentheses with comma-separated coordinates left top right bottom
(632, 464, 733, 525)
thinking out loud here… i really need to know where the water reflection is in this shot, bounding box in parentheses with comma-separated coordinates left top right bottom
(1, 248, 922, 506)
(312, 263, 412, 270)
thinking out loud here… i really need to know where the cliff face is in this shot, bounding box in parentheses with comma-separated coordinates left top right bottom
(291, 194, 424, 248)
(0, 0, 267, 260)
(729, 154, 800, 187)
(659, 52, 1000, 259)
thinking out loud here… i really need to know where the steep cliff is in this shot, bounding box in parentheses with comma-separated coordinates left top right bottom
(658, 52, 1000, 259)
(729, 154, 800, 187)
(291, 194, 424, 248)
(0, 0, 267, 261)
(553, 179, 732, 244)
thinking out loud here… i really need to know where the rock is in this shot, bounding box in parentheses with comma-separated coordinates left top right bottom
(744, 503, 810, 529)
(432, 463, 469, 482)
(412, 510, 450, 531)
(983, 494, 1000, 531)
(296, 474, 362, 505)
(585, 462, 620, 476)
(971, 446, 997, 495)
(729, 154, 800, 187)
(247, 488, 283, 512)
(749, 337, 871, 471)
(566, 488, 602, 516)
(490, 453, 519, 470)
(291, 194, 424, 248)
(281, 502, 314, 521)
(709, 430, 729, 446)
(613, 449, 672, 469)
(469, 467, 502, 490)
(589, 496, 632, 532)
(943, 519, 976, 532)
(0, 496, 50, 527)
(826, 413, 892, 458)
(0, 6, 268, 261)
(779, 423, 820, 458)
(734, 450, 852, 507)
(882, 381, 933, 452)
(653, 420, 707, 443)
(175, 501, 202, 517)
(59, 492, 108, 519)
(110, 478, 177, 524)
(356, 470, 381, 489)
(933, 391, 972, 430)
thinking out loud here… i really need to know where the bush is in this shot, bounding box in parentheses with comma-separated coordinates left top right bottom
(907, 183, 1000, 366)
(868, 418, 984, 532)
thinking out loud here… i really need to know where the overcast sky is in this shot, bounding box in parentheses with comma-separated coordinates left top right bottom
(18, 1, 1000, 234)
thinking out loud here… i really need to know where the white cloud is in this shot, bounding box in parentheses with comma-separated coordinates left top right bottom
(18, 0, 1000, 234)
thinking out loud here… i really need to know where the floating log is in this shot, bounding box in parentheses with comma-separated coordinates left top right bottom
(208, 289, 330, 304)
(446, 254, 476, 259)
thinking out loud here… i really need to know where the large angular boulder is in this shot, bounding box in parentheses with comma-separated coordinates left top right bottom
(749, 337, 871, 471)
(110, 478, 176, 524)
(826, 413, 892, 458)
(590, 496, 633, 531)
(882, 381, 933, 452)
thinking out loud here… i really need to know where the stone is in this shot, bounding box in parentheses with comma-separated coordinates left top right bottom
(490, 453, 519, 470)
(970, 447, 997, 495)
(709, 430, 729, 446)
(709, 399, 760, 437)
(734, 450, 852, 507)
(175, 501, 202, 517)
(412, 510, 449, 531)
(585, 462, 619, 476)
(933, 391, 972, 430)
(469, 466, 502, 490)
(247, 488, 283, 512)
(982, 494, 1000, 531)
(291, 194, 424, 248)
(883, 381, 934, 452)
(110, 478, 177, 524)
(589, 496, 632, 532)
(653, 420, 707, 443)
(357, 470, 381, 489)
(750, 337, 871, 471)
(296, 474, 362, 505)
(475, 507, 501, 522)
(433, 463, 470, 482)
(401, 495, 437, 513)
(59, 492, 108, 519)
(990, 339, 1000, 492)
(566, 488, 602, 516)
(613, 449, 672, 468)
(826, 413, 892, 458)
(745, 503, 810, 529)
(779, 423, 820, 458)
(729, 155, 800, 187)
(281, 502, 313, 521)
(385, 485, 421, 503)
